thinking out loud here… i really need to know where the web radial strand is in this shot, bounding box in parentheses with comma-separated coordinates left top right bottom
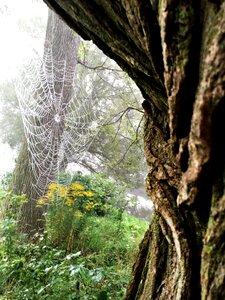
(16, 46, 100, 198)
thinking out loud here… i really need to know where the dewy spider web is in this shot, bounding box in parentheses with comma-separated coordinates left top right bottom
(15, 39, 99, 198)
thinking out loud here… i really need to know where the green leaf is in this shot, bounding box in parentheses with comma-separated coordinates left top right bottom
(97, 290, 108, 300)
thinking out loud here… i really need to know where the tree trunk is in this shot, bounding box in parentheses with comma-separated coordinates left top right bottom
(12, 140, 46, 235)
(42, 1, 225, 298)
(12, 11, 80, 236)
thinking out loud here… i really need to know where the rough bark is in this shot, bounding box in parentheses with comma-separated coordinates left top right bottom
(12, 11, 80, 236)
(12, 140, 45, 235)
(42, 0, 225, 299)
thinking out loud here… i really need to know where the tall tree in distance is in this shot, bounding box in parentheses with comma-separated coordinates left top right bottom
(12, 10, 80, 235)
(43, 1, 225, 299)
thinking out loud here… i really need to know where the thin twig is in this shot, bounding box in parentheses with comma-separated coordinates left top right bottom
(77, 59, 122, 72)
(114, 115, 144, 165)
(102, 106, 144, 126)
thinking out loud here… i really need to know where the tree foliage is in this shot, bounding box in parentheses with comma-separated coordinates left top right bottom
(0, 81, 24, 148)
(75, 41, 146, 186)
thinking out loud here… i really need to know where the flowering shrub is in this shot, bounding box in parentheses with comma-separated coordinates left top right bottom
(37, 181, 96, 215)
(36, 181, 98, 249)
(36, 173, 126, 250)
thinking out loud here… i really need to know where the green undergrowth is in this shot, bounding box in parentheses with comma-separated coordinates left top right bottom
(0, 173, 149, 300)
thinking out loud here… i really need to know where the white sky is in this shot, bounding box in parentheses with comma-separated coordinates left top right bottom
(0, 0, 48, 80)
(0, 143, 16, 177)
(0, 0, 48, 176)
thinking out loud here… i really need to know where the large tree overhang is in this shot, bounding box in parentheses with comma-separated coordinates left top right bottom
(42, 1, 225, 299)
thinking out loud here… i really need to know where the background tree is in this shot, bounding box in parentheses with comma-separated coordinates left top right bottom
(0, 81, 23, 148)
(43, 1, 225, 299)
(75, 43, 147, 187)
(0, 39, 147, 189)
(11, 10, 80, 235)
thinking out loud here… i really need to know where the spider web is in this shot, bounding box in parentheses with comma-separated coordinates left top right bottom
(15, 44, 100, 198)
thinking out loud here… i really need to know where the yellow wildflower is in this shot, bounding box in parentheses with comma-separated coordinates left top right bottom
(72, 191, 85, 197)
(83, 191, 95, 197)
(36, 198, 47, 206)
(70, 183, 85, 191)
(65, 198, 73, 206)
(58, 186, 68, 198)
(45, 190, 55, 199)
(74, 210, 83, 217)
(48, 182, 58, 190)
(84, 200, 98, 211)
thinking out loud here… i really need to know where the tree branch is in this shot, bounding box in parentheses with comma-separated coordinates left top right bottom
(102, 106, 144, 126)
(77, 59, 123, 72)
